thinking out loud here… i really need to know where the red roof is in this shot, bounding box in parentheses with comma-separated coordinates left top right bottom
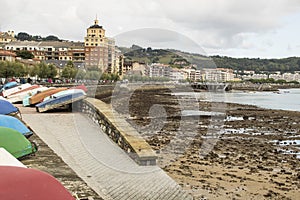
(0, 50, 16, 57)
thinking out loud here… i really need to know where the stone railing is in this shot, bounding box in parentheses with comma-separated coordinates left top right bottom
(80, 97, 157, 166)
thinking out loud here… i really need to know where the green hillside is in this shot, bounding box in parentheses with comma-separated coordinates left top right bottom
(120, 45, 300, 73)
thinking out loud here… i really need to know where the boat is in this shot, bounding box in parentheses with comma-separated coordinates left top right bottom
(71, 84, 88, 92)
(22, 86, 51, 107)
(29, 87, 68, 105)
(44, 88, 86, 101)
(0, 148, 27, 168)
(0, 127, 37, 159)
(0, 166, 75, 200)
(7, 85, 41, 103)
(1, 83, 32, 98)
(0, 81, 18, 94)
(0, 115, 33, 138)
(36, 89, 86, 113)
(0, 99, 19, 115)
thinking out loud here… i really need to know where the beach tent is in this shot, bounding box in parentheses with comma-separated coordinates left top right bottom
(0, 127, 37, 158)
(0, 115, 33, 138)
(0, 99, 18, 115)
(0, 166, 75, 200)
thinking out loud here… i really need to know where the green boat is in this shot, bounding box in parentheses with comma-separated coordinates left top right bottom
(0, 127, 37, 159)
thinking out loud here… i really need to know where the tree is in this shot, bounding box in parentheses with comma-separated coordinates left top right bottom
(75, 69, 86, 80)
(0, 61, 26, 78)
(61, 61, 77, 79)
(16, 32, 31, 41)
(16, 50, 34, 59)
(47, 64, 57, 79)
(37, 63, 50, 78)
(29, 65, 40, 77)
(44, 35, 60, 41)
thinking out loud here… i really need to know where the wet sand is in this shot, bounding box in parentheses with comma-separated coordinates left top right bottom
(108, 87, 300, 200)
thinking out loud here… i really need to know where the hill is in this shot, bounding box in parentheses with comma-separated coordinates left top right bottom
(120, 45, 300, 73)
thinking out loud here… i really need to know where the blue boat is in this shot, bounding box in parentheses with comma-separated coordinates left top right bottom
(0, 82, 18, 94)
(0, 100, 19, 115)
(0, 115, 33, 138)
(36, 90, 86, 112)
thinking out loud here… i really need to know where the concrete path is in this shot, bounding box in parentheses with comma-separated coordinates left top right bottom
(22, 111, 192, 200)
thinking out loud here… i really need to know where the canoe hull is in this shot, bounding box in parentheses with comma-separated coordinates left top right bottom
(36, 92, 86, 113)
(0, 127, 37, 159)
(29, 88, 67, 105)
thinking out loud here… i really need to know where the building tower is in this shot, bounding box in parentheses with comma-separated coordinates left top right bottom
(84, 17, 109, 71)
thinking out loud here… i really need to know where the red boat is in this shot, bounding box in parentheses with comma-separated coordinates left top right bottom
(0, 166, 75, 200)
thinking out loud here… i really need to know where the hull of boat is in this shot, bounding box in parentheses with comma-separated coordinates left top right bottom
(29, 88, 67, 105)
(0, 100, 18, 115)
(0, 115, 33, 138)
(22, 87, 51, 107)
(36, 91, 86, 113)
(0, 82, 18, 94)
(0, 127, 37, 159)
(7, 85, 41, 103)
(2, 83, 32, 98)
(0, 166, 75, 200)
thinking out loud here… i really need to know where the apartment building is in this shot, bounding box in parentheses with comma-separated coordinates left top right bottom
(145, 63, 172, 78)
(5, 41, 85, 61)
(0, 31, 16, 44)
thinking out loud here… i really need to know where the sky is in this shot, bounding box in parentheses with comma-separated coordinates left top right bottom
(1, 0, 300, 58)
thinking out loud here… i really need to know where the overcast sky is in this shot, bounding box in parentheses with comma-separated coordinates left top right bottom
(1, 0, 300, 58)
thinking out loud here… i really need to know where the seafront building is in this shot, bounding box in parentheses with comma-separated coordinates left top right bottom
(5, 41, 85, 62)
(84, 18, 121, 74)
(0, 31, 16, 44)
(2, 18, 122, 75)
(0, 49, 16, 62)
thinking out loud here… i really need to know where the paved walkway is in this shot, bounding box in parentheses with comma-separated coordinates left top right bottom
(22, 111, 192, 200)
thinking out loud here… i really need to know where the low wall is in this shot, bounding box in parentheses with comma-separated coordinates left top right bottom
(80, 97, 157, 166)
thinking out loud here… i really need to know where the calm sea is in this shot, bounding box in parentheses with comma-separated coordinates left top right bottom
(177, 88, 300, 112)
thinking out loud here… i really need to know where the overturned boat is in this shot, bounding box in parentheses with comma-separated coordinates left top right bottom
(7, 85, 41, 103)
(36, 89, 86, 113)
(0, 99, 19, 115)
(0, 166, 75, 200)
(22, 86, 51, 107)
(1, 83, 32, 98)
(0, 127, 37, 159)
(29, 87, 67, 105)
(0, 115, 33, 138)
(0, 81, 18, 94)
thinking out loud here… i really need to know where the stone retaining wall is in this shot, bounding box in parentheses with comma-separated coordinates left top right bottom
(80, 97, 157, 166)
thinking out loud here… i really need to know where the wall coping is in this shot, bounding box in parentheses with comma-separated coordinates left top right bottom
(82, 97, 157, 165)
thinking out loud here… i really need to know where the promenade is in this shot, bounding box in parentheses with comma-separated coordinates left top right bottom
(20, 106, 192, 200)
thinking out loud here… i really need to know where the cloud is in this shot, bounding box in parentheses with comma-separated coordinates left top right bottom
(1, 0, 300, 57)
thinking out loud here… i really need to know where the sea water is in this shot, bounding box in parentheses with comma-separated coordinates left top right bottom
(175, 88, 300, 112)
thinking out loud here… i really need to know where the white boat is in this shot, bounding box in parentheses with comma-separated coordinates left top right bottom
(0, 148, 27, 168)
(36, 89, 86, 113)
(43, 89, 85, 101)
(2, 83, 32, 98)
(22, 87, 52, 107)
(7, 85, 43, 103)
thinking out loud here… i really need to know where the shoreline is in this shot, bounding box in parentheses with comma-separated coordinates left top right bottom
(108, 86, 300, 199)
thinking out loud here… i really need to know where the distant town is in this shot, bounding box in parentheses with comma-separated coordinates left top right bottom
(1, 18, 300, 84)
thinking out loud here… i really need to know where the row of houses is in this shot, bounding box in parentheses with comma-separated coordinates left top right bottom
(0, 18, 122, 76)
(242, 72, 300, 82)
(124, 62, 235, 82)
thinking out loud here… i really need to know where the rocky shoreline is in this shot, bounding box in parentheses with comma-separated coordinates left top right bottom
(105, 86, 300, 200)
